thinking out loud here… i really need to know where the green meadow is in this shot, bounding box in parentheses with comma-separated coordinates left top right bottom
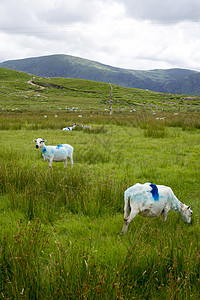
(0, 68, 200, 299)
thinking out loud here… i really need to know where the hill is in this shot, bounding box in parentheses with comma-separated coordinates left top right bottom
(1, 54, 200, 95)
(1, 67, 200, 113)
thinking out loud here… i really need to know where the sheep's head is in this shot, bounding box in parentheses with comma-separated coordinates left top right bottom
(180, 204, 193, 223)
(33, 138, 47, 149)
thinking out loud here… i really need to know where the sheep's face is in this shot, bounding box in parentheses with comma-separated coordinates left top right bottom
(33, 138, 47, 149)
(180, 204, 193, 223)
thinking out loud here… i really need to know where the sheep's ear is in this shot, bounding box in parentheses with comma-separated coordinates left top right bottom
(187, 206, 191, 209)
(33, 139, 36, 142)
(42, 139, 47, 142)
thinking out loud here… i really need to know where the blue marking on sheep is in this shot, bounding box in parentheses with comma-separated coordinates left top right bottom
(56, 144, 63, 149)
(150, 183, 159, 201)
(42, 148, 46, 153)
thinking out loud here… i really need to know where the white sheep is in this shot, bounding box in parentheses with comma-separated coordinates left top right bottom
(121, 182, 193, 235)
(33, 138, 74, 168)
(78, 124, 92, 130)
(62, 123, 76, 131)
(83, 125, 92, 130)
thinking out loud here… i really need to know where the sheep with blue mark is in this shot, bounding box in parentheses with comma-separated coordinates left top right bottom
(62, 123, 76, 131)
(121, 182, 193, 235)
(33, 138, 74, 168)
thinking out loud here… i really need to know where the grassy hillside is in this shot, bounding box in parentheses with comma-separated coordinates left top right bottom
(1, 67, 200, 114)
(1, 54, 200, 95)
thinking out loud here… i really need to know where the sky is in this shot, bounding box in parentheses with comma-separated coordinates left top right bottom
(0, 0, 200, 71)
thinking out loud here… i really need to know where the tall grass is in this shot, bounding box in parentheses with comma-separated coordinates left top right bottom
(143, 122, 167, 138)
(1, 111, 200, 131)
(0, 159, 126, 221)
(0, 116, 200, 299)
(1, 213, 199, 299)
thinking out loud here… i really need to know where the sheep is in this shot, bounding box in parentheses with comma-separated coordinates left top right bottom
(62, 123, 76, 131)
(121, 182, 193, 235)
(83, 125, 92, 130)
(78, 124, 93, 131)
(33, 138, 74, 168)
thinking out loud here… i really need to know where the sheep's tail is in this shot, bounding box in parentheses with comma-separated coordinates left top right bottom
(121, 192, 131, 235)
(124, 191, 131, 219)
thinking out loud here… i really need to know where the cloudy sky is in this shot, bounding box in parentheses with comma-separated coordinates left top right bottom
(0, 0, 200, 71)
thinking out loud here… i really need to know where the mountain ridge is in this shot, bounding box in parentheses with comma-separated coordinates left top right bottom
(1, 54, 200, 95)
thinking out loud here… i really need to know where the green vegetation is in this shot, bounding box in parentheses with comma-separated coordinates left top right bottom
(0, 68, 200, 299)
(1, 67, 200, 113)
(1, 54, 200, 95)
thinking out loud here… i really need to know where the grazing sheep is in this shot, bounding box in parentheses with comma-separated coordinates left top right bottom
(78, 124, 92, 130)
(33, 138, 74, 168)
(121, 182, 193, 235)
(83, 125, 92, 130)
(62, 123, 76, 131)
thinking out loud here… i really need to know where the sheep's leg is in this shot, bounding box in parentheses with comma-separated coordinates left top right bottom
(121, 210, 138, 235)
(64, 159, 68, 168)
(121, 219, 129, 235)
(69, 154, 74, 168)
(48, 158, 53, 168)
(161, 210, 168, 222)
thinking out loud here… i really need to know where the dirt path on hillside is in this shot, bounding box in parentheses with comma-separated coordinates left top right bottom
(28, 80, 45, 89)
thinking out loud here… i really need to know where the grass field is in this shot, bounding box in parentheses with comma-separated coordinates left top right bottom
(0, 68, 200, 299)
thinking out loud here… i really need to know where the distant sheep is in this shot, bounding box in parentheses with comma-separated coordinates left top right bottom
(83, 125, 92, 130)
(78, 124, 93, 131)
(121, 182, 193, 235)
(33, 138, 74, 168)
(62, 123, 76, 131)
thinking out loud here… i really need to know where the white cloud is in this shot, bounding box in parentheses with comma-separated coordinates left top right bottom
(39, 0, 100, 24)
(0, 0, 200, 71)
(116, 0, 200, 23)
